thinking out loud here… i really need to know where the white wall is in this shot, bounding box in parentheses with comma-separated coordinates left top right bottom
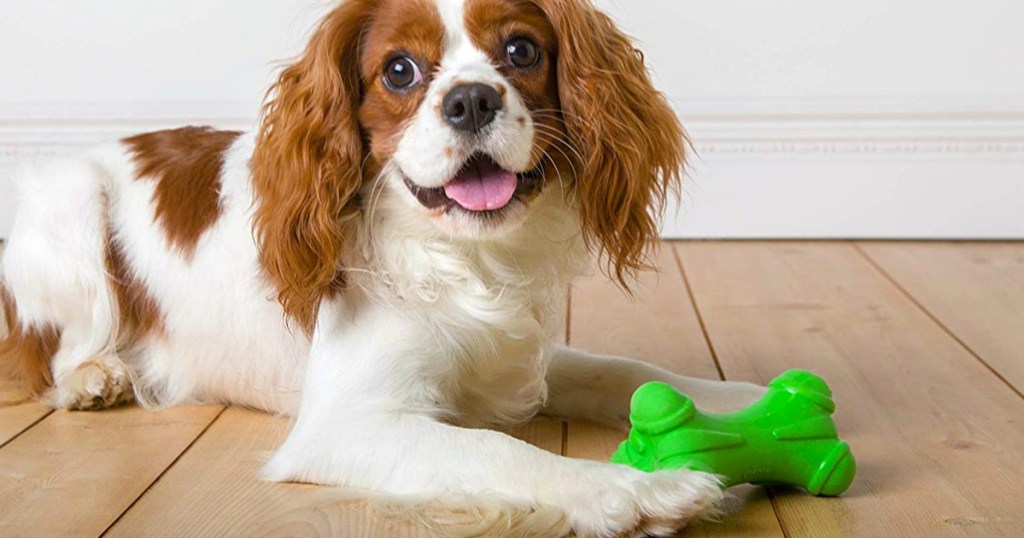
(2, 0, 1022, 238)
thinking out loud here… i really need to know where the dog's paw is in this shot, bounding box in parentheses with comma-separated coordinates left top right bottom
(54, 356, 134, 410)
(565, 465, 723, 537)
(628, 471, 723, 536)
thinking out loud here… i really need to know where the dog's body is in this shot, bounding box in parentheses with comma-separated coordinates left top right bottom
(1, 0, 764, 535)
(3, 133, 309, 413)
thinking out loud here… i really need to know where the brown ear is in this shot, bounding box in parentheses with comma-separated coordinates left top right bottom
(251, 1, 374, 333)
(534, 0, 687, 287)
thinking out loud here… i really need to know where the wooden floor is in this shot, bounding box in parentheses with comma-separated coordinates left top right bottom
(2, 242, 1023, 537)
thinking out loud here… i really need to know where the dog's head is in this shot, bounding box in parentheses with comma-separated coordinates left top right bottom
(252, 0, 686, 330)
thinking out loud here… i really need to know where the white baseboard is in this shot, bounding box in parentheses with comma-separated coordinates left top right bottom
(2, 98, 1023, 239)
(667, 97, 1024, 238)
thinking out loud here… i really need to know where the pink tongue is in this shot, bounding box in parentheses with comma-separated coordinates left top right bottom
(444, 158, 518, 211)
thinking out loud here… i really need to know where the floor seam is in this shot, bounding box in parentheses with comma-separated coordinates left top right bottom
(672, 244, 727, 383)
(852, 242, 1024, 401)
(560, 420, 569, 457)
(0, 409, 55, 451)
(673, 242, 791, 536)
(765, 489, 793, 538)
(562, 285, 572, 457)
(98, 405, 230, 537)
(564, 285, 572, 347)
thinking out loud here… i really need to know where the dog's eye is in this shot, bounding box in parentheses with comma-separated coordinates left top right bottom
(383, 56, 423, 91)
(506, 37, 541, 68)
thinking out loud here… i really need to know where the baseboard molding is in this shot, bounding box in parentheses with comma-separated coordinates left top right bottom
(2, 98, 1023, 239)
(677, 96, 1024, 160)
(666, 97, 1024, 239)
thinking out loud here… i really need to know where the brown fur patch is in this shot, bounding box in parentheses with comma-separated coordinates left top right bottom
(252, 0, 379, 333)
(104, 221, 164, 342)
(0, 283, 59, 397)
(523, 0, 687, 288)
(124, 127, 241, 259)
(358, 0, 445, 160)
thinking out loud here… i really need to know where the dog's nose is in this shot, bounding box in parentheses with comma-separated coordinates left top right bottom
(442, 83, 503, 133)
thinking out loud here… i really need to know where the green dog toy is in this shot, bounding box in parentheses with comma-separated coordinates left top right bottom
(611, 370, 856, 496)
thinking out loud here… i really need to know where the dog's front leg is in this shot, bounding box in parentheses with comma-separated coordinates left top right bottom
(543, 347, 766, 428)
(263, 303, 722, 537)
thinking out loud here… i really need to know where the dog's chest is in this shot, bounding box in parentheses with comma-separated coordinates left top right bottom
(362, 223, 583, 426)
(424, 281, 564, 427)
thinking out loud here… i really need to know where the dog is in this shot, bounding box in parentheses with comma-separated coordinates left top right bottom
(0, 0, 766, 535)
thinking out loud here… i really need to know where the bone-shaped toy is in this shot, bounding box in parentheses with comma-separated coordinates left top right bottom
(611, 370, 856, 496)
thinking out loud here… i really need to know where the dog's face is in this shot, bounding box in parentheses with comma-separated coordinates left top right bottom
(251, 0, 687, 329)
(359, 0, 562, 237)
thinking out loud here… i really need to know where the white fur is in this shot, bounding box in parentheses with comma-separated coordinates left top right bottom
(0, 0, 768, 535)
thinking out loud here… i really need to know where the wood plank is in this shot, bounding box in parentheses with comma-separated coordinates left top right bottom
(108, 411, 565, 537)
(677, 242, 1024, 536)
(859, 242, 1024, 394)
(566, 247, 784, 536)
(0, 380, 50, 448)
(0, 405, 223, 537)
(107, 408, 425, 538)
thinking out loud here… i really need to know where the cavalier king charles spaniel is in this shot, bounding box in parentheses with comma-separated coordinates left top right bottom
(1, 0, 765, 535)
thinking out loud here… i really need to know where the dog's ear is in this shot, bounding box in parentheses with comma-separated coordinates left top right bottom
(533, 0, 686, 287)
(251, 1, 373, 333)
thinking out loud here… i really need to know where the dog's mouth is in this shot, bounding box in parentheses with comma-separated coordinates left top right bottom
(403, 154, 545, 214)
